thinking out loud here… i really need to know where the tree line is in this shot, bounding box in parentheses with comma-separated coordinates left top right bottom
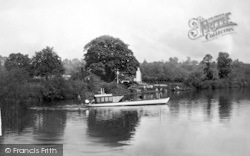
(0, 35, 250, 107)
(141, 53, 250, 89)
(0, 35, 139, 106)
(3, 47, 64, 79)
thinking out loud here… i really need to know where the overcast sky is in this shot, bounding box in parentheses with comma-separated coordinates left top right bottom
(0, 0, 249, 63)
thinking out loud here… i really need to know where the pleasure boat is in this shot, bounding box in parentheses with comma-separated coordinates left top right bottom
(86, 89, 170, 107)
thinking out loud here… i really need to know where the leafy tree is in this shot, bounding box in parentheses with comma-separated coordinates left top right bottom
(84, 35, 140, 82)
(140, 60, 191, 83)
(0, 68, 31, 104)
(202, 54, 214, 80)
(217, 52, 232, 79)
(0, 55, 7, 71)
(63, 58, 85, 75)
(4, 53, 31, 72)
(184, 57, 191, 65)
(169, 57, 179, 66)
(181, 57, 197, 71)
(63, 58, 88, 80)
(41, 77, 68, 101)
(185, 70, 203, 88)
(229, 59, 245, 80)
(31, 47, 64, 79)
(191, 60, 199, 66)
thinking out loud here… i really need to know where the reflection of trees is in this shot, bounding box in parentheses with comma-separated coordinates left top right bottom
(218, 93, 232, 121)
(233, 88, 250, 101)
(205, 90, 213, 120)
(167, 91, 201, 117)
(87, 109, 139, 146)
(0, 106, 33, 135)
(33, 111, 66, 142)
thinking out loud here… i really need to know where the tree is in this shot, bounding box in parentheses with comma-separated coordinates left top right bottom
(0, 67, 32, 105)
(31, 47, 64, 79)
(4, 53, 31, 72)
(84, 35, 139, 82)
(0, 55, 7, 71)
(169, 57, 179, 66)
(63, 58, 85, 74)
(63, 58, 88, 80)
(202, 54, 214, 80)
(217, 52, 232, 79)
(184, 56, 191, 65)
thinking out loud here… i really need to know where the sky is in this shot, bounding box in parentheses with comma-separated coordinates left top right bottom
(0, 0, 250, 63)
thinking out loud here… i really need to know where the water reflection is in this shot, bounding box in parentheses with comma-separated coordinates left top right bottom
(167, 89, 238, 123)
(218, 93, 232, 121)
(205, 90, 214, 122)
(33, 111, 67, 142)
(87, 108, 139, 147)
(0, 89, 250, 156)
(0, 107, 33, 135)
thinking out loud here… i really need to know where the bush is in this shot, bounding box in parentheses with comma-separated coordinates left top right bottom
(66, 79, 89, 100)
(39, 76, 83, 102)
(184, 71, 203, 89)
(40, 77, 65, 102)
(0, 69, 39, 107)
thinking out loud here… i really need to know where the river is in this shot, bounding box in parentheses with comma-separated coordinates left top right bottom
(0, 88, 250, 156)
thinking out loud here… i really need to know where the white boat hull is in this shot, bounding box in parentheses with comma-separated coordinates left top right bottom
(87, 97, 170, 107)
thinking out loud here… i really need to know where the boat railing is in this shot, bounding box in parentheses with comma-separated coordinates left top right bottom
(120, 92, 167, 102)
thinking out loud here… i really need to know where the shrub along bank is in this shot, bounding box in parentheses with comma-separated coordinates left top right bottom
(185, 79, 249, 90)
(0, 69, 129, 107)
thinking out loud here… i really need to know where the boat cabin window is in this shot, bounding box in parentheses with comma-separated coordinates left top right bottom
(96, 98, 100, 103)
(101, 97, 104, 102)
(95, 96, 113, 103)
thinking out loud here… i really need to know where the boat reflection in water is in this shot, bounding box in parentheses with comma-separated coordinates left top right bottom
(1, 89, 250, 156)
(87, 108, 139, 146)
(85, 104, 169, 147)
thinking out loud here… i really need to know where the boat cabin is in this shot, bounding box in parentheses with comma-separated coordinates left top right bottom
(94, 94, 113, 103)
(93, 94, 124, 104)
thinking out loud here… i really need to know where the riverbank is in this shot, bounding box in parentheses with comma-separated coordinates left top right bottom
(132, 79, 249, 93)
(29, 104, 88, 111)
(194, 79, 249, 90)
(0, 68, 249, 109)
(0, 71, 131, 107)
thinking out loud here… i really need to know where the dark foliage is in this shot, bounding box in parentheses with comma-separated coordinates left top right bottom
(217, 52, 232, 79)
(31, 46, 65, 79)
(4, 53, 32, 75)
(84, 35, 139, 82)
(201, 54, 214, 80)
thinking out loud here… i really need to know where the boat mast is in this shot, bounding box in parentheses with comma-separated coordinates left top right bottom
(116, 69, 119, 84)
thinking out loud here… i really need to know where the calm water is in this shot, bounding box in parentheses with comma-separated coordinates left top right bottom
(0, 89, 250, 156)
